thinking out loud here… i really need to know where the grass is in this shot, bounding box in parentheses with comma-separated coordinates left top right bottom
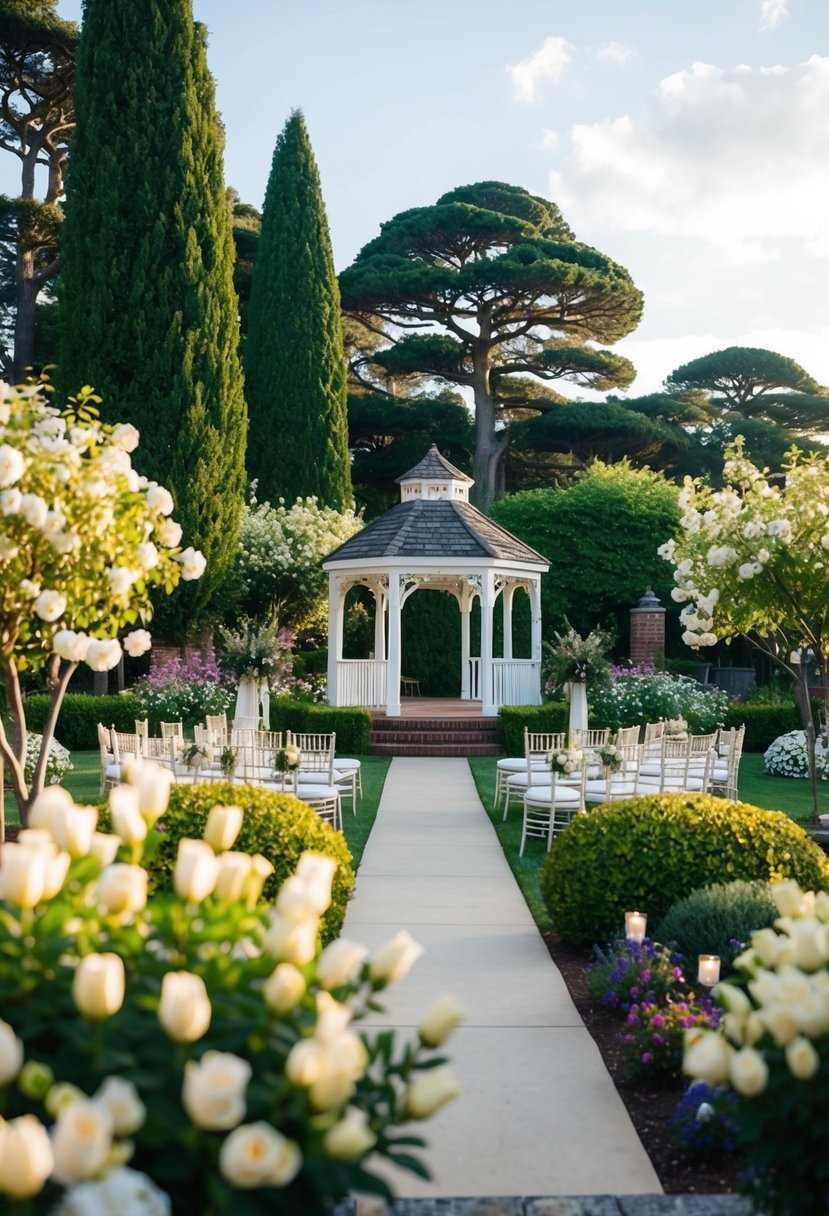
(467, 753, 829, 936)
(7, 752, 391, 869)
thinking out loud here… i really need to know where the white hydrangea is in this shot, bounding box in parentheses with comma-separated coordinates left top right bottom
(764, 731, 829, 781)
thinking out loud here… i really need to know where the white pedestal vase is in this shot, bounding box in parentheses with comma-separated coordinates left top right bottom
(259, 681, 270, 731)
(233, 674, 260, 728)
(567, 680, 589, 739)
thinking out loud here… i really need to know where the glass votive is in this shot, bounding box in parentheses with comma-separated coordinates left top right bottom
(624, 910, 647, 944)
(698, 954, 721, 986)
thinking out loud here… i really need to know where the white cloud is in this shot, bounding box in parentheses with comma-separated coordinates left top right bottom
(541, 128, 560, 150)
(508, 36, 572, 103)
(596, 41, 634, 64)
(759, 0, 789, 30)
(559, 56, 829, 260)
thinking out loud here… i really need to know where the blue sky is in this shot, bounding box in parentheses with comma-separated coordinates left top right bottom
(24, 1, 829, 394)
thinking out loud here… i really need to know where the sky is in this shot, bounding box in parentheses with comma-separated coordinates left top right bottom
(18, 0, 829, 396)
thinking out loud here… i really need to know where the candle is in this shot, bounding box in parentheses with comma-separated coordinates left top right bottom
(698, 954, 721, 987)
(624, 911, 647, 944)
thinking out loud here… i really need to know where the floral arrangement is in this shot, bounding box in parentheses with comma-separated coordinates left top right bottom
(0, 766, 462, 1213)
(663, 716, 689, 738)
(133, 654, 236, 727)
(763, 729, 829, 781)
(588, 670, 730, 734)
(595, 741, 624, 773)
(683, 880, 829, 1215)
(24, 734, 73, 786)
(217, 617, 294, 688)
(219, 747, 238, 779)
(542, 623, 611, 695)
(588, 938, 687, 1016)
(671, 1080, 738, 1161)
(547, 745, 583, 775)
(622, 994, 719, 1083)
(273, 744, 302, 775)
(180, 742, 210, 771)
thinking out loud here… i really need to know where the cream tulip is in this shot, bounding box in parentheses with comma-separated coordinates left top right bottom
(772, 879, 809, 918)
(785, 1035, 820, 1080)
(213, 852, 253, 902)
(27, 784, 73, 831)
(44, 1082, 85, 1118)
(51, 1099, 113, 1183)
(418, 993, 466, 1048)
(796, 991, 829, 1039)
(0, 844, 48, 908)
(94, 1076, 146, 1136)
(729, 1047, 769, 1096)
(203, 805, 244, 853)
(129, 760, 173, 826)
(218, 1122, 301, 1189)
(109, 786, 147, 845)
(285, 1040, 325, 1088)
(313, 992, 352, 1045)
(174, 839, 219, 903)
(293, 852, 337, 913)
(323, 1108, 377, 1161)
(683, 1029, 732, 1085)
(0, 1018, 23, 1085)
(41, 851, 71, 901)
(263, 910, 319, 966)
(760, 1003, 799, 1047)
(263, 963, 306, 1015)
(72, 953, 125, 1020)
(315, 939, 368, 990)
(404, 1066, 462, 1119)
(89, 832, 121, 868)
(97, 864, 148, 916)
(182, 1051, 252, 1131)
(48, 804, 98, 858)
(0, 1114, 54, 1198)
(369, 930, 424, 986)
(158, 971, 212, 1043)
(242, 853, 274, 909)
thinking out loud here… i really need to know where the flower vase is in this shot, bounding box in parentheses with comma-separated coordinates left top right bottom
(233, 674, 260, 728)
(567, 680, 588, 738)
(259, 680, 270, 731)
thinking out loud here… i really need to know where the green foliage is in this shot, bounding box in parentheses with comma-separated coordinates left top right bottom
(589, 671, 730, 733)
(491, 462, 680, 640)
(401, 591, 461, 697)
(541, 792, 829, 948)
(656, 880, 777, 974)
(497, 703, 568, 755)
(267, 701, 372, 755)
(723, 698, 813, 751)
(23, 692, 142, 748)
(245, 110, 350, 510)
(58, 1, 247, 636)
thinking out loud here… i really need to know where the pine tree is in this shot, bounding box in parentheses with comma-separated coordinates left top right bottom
(245, 110, 351, 510)
(58, 0, 247, 637)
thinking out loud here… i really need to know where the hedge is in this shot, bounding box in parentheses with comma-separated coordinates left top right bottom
(24, 693, 143, 750)
(498, 703, 568, 755)
(267, 700, 371, 754)
(722, 702, 820, 751)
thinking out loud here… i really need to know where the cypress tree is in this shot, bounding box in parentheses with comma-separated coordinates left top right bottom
(58, 0, 247, 637)
(245, 110, 351, 510)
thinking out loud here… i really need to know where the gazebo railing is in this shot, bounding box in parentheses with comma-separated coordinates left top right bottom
(468, 658, 541, 706)
(336, 659, 387, 707)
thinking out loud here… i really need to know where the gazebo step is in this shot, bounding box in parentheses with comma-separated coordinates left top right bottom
(370, 728, 500, 745)
(369, 714, 502, 756)
(371, 741, 503, 757)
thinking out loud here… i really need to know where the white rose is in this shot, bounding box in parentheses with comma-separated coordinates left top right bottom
(85, 638, 122, 672)
(146, 483, 174, 515)
(0, 443, 24, 486)
(683, 1029, 732, 1085)
(34, 590, 66, 622)
(175, 546, 207, 580)
(323, 1108, 376, 1161)
(729, 1046, 769, 1096)
(772, 879, 809, 918)
(97, 864, 148, 916)
(182, 1051, 252, 1131)
(174, 838, 219, 903)
(738, 562, 756, 580)
(0, 1114, 53, 1198)
(111, 423, 140, 452)
(785, 1035, 820, 1081)
(155, 518, 182, 547)
(751, 928, 785, 969)
(418, 993, 466, 1048)
(107, 566, 136, 598)
(404, 1066, 462, 1119)
(369, 930, 424, 986)
(135, 542, 159, 570)
(713, 982, 752, 1017)
(218, 1122, 301, 1189)
(263, 963, 306, 1014)
(315, 939, 368, 990)
(789, 919, 829, 972)
(51, 1099, 112, 1184)
(158, 971, 211, 1043)
(0, 1018, 24, 1085)
(94, 1076, 146, 1136)
(0, 487, 22, 514)
(52, 630, 90, 663)
(760, 1003, 799, 1047)
(72, 953, 125, 1020)
(123, 629, 152, 658)
(203, 805, 244, 853)
(20, 493, 47, 528)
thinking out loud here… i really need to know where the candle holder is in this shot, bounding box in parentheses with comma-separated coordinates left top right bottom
(697, 954, 721, 987)
(624, 910, 647, 944)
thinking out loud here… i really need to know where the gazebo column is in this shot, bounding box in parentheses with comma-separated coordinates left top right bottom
(326, 576, 345, 706)
(385, 573, 402, 717)
(460, 584, 472, 700)
(372, 584, 386, 661)
(503, 583, 515, 660)
(530, 576, 543, 703)
(480, 570, 496, 716)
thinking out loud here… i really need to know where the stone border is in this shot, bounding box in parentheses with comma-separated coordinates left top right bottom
(336, 1197, 752, 1216)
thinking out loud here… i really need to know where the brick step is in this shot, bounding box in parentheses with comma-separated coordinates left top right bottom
(370, 741, 503, 757)
(370, 717, 499, 733)
(370, 729, 500, 746)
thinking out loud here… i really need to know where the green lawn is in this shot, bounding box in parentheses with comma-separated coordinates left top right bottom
(467, 753, 829, 935)
(8, 752, 391, 870)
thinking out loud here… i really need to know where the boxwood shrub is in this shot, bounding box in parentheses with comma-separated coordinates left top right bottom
(541, 792, 829, 948)
(498, 703, 568, 755)
(267, 702, 371, 754)
(100, 782, 354, 943)
(655, 879, 778, 975)
(722, 702, 811, 751)
(24, 693, 143, 750)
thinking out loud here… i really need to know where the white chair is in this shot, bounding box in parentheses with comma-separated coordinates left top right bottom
(110, 728, 142, 769)
(636, 736, 715, 794)
(570, 727, 611, 749)
(160, 721, 184, 741)
(584, 743, 646, 805)
(288, 734, 342, 830)
(134, 718, 149, 745)
(710, 723, 745, 800)
(503, 730, 566, 820)
(616, 725, 641, 748)
(97, 722, 121, 796)
(520, 763, 587, 856)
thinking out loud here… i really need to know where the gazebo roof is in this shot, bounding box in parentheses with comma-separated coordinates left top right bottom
(323, 497, 548, 566)
(395, 444, 473, 485)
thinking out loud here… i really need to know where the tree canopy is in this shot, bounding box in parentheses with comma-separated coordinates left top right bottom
(340, 180, 643, 511)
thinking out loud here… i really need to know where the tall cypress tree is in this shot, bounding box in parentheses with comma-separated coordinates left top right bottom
(58, 0, 247, 636)
(245, 110, 351, 510)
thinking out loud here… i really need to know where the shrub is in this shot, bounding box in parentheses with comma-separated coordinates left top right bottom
(268, 701, 372, 754)
(671, 1081, 739, 1161)
(589, 670, 730, 733)
(541, 792, 829, 948)
(103, 782, 354, 942)
(764, 729, 829, 779)
(24, 693, 143, 749)
(655, 880, 778, 975)
(133, 653, 236, 727)
(587, 937, 687, 1015)
(723, 702, 807, 751)
(23, 734, 73, 785)
(498, 703, 568, 755)
(620, 995, 719, 1083)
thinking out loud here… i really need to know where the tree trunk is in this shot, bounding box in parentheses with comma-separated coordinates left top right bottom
(470, 337, 507, 513)
(13, 258, 39, 382)
(792, 662, 819, 818)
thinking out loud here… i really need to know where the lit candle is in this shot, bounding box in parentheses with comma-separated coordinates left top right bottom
(624, 911, 647, 944)
(698, 954, 721, 987)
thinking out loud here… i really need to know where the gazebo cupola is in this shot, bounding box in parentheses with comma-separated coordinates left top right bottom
(322, 445, 549, 716)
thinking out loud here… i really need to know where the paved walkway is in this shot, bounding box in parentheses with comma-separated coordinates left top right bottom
(343, 758, 661, 1199)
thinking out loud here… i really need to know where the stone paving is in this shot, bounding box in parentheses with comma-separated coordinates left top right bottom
(340, 1197, 751, 1216)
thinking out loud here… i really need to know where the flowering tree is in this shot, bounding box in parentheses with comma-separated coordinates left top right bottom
(0, 380, 204, 824)
(228, 496, 361, 638)
(661, 439, 829, 809)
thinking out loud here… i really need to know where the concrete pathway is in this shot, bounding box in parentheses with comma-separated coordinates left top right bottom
(343, 758, 662, 1199)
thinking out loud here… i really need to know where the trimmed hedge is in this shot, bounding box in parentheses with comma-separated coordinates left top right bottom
(655, 879, 777, 974)
(541, 792, 829, 948)
(723, 702, 811, 751)
(100, 782, 354, 943)
(268, 700, 371, 754)
(24, 693, 143, 750)
(498, 703, 568, 755)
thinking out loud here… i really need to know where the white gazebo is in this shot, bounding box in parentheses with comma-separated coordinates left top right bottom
(323, 445, 550, 716)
